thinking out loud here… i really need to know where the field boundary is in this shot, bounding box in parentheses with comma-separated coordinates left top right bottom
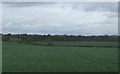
(31, 43, 119, 48)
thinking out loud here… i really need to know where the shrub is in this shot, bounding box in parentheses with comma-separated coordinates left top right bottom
(47, 39, 53, 46)
(25, 37, 33, 44)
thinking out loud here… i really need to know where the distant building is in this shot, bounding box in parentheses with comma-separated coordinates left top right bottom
(9, 38, 18, 41)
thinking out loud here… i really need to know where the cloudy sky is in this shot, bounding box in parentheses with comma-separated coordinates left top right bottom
(2, 2, 118, 35)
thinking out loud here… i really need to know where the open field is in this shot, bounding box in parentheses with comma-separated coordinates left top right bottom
(2, 41, 118, 72)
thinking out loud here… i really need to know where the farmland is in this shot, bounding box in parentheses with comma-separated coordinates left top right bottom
(2, 41, 118, 72)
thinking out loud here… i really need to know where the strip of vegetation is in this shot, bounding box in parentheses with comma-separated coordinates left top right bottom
(2, 33, 119, 42)
(31, 43, 118, 48)
(14, 37, 118, 48)
(2, 33, 118, 48)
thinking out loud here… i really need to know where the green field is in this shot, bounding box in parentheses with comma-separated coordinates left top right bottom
(2, 41, 118, 72)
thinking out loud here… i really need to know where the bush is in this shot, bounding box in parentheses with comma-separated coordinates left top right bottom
(25, 37, 33, 44)
(47, 39, 53, 46)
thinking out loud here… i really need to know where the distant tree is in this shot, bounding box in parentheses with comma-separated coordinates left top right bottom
(25, 37, 33, 44)
(0, 33, 2, 41)
(2, 33, 118, 42)
(47, 35, 53, 46)
(8, 33, 12, 36)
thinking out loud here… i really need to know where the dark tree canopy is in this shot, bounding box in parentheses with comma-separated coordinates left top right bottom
(2, 33, 118, 42)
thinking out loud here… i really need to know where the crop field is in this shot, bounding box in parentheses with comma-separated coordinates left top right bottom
(2, 41, 118, 72)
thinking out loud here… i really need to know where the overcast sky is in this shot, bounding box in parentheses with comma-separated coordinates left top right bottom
(2, 2, 118, 35)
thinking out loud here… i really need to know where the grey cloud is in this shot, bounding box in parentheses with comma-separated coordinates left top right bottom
(3, 2, 118, 12)
(2, 2, 118, 35)
(3, 2, 55, 8)
(70, 2, 118, 12)
(84, 2, 117, 12)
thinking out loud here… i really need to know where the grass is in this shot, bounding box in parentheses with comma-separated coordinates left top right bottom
(2, 41, 118, 72)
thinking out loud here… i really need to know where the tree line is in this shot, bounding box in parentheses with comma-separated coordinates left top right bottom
(2, 33, 119, 42)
